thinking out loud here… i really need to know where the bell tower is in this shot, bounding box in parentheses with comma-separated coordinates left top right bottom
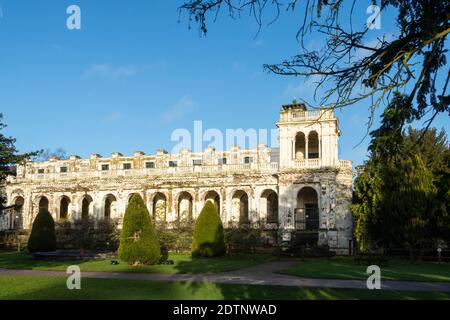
(277, 101, 340, 168)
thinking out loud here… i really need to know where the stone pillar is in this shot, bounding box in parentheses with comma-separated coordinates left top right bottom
(305, 137, 309, 160)
(221, 188, 227, 227)
(168, 190, 176, 223)
(149, 196, 154, 218)
(319, 137, 322, 159)
(24, 194, 33, 229)
(193, 191, 200, 220)
(278, 184, 295, 231)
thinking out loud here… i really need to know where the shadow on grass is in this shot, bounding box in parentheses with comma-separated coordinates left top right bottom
(0, 250, 275, 275)
(2, 275, 450, 300)
(279, 256, 450, 283)
(172, 253, 275, 274)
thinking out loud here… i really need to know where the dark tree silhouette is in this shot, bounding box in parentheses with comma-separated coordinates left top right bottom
(33, 148, 69, 162)
(180, 0, 449, 130)
(0, 114, 39, 214)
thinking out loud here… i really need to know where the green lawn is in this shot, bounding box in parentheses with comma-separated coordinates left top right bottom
(280, 257, 450, 283)
(0, 275, 449, 300)
(0, 251, 273, 274)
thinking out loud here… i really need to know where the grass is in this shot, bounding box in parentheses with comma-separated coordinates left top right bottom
(0, 251, 273, 274)
(0, 275, 449, 300)
(1, 251, 449, 283)
(280, 257, 450, 283)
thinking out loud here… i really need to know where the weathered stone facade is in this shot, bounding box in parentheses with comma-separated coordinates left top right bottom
(3, 103, 354, 252)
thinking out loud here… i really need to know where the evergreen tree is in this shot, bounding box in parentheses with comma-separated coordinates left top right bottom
(192, 201, 226, 258)
(118, 194, 160, 265)
(0, 114, 38, 215)
(353, 93, 449, 257)
(28, 208, 57, 253)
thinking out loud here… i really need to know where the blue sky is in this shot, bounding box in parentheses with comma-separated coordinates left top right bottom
(0, 0, 448, 166)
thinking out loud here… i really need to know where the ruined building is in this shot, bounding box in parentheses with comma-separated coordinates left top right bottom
(2, 103, 354, 251)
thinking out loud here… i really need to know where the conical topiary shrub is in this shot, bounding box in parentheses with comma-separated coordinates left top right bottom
(118, 194, 160, 265)
(28, 208, 57, 253)
(192, 201, 226, 258)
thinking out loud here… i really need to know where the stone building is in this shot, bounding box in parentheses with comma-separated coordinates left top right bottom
(2, 103, 354, 251)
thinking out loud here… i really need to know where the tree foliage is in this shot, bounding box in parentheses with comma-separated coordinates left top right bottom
(118, 194, 161, 265)
(33, 148, 69, 162)
(192, 201, 226, 257)
(28, 208, 57, 253)
(180, 0, 449, 129)
(352, 93, 450, 255)
(0, 114, 39, 214)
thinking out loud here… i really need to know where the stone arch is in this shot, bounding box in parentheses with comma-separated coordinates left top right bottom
(152, 192, 167, 222)
(9, 189, 25, 202)
(38, 196, 49, 211)
(127, 192, 143, 204)
(59, 196, 71, 220)
(177, 191, 193, 222)
(295, 132, 306, 160)
(204, 190, 221, 214)
(232, 190, 249, 224)
(308, 131, 320, 159)
(296, 187, 319, 231)
(11, 196, 25, 230)
(81, 195, 93, 220)
(104, 194, 117, 220)
(260, 189, 279, 224)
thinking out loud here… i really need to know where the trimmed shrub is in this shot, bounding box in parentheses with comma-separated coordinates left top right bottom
(28, 208, 56, 253)
(192, 201, 226, 257)
(118, 194, 160, 265)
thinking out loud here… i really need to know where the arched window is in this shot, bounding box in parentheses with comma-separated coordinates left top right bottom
(296, 187, 319, 231)
(60, 196, 70, 220)
(177, 192, 193, 222)
(204, 191, 220, 215)
(38, 197, 49, 211)
(104, 194, 117, 220)
(295, 132, 306, 160)
(82, 195, 93, 220)
(260, 190, 278, 224)
(128, 193, 141, 204)
(308, 131, 320, 159)
(152, 193, 167, 222)
(12, 197, 25, 230)
(232, 190, 249, 225)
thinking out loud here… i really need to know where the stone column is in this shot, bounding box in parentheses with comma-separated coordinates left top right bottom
(305, 137, 309, 160)
(221, 188, 227, 227)
(278, 184, 295, 231)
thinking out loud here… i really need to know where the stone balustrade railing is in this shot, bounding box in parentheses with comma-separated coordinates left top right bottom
(8, 159, 352, 183)
(292, 159, 353, 169)
(13, 162, 280, 182)
(279, 109, 334, 122)
(339, 160, 353, 168)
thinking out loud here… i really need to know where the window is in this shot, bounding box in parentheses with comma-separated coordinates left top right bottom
(60, 167, 68, 173)
(123, 163, 132, 170)
(193, 159, 202, 166)
(218, 158, 227, 165)
(145, 162, 155, 169)
(37, 169, 45, 174)
(244, 157, 254, 164)
(169, 161, 178, 168)
(101, 164, 110, 171)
